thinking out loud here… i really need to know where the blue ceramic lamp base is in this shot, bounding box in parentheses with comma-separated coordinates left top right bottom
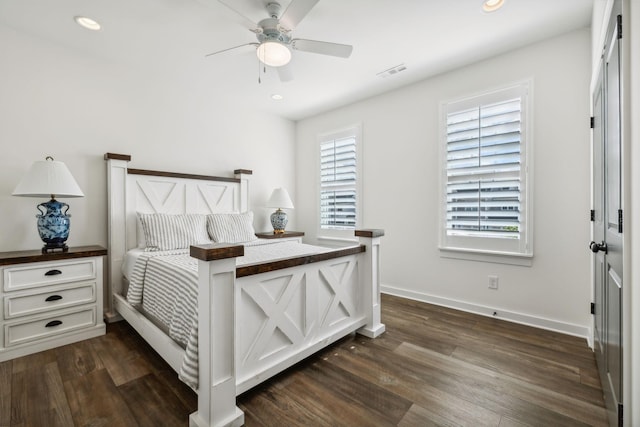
(270, 209, 288, 234)
(37, 198, 72, 253)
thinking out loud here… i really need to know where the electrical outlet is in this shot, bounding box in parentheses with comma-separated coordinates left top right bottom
(488, 275, 499, 290)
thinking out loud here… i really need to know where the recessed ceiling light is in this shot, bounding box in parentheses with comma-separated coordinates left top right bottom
(271, 94, 284, 101)
(74, 16, 101, 31)
(482, 0, 505, 12)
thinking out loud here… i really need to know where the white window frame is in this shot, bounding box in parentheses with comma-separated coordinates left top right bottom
(439, 81, 533, 265)
(317, 124, 362, 241)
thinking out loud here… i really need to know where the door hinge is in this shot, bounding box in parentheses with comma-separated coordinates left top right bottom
(590, 302, 595, 315)
(618, 403, 623, 426)
(590, 116, 595, 128)
(590, 209, 595, 221)
(617, 15, 622, 40)
(618, 209, 623, 233)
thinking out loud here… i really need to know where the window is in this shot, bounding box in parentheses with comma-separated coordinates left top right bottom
(440, 83, 532, 261)
(318, 125, 361, 239)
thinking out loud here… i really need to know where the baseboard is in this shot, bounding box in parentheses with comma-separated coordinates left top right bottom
(381, 284, 592, 342)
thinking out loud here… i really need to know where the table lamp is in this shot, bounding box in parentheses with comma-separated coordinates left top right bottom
(13, 156, 84, 252)
(266, 188, 294, 234)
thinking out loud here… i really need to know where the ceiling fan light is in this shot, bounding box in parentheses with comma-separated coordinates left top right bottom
(482, 0, 505, 12)
(256, 41, 291, 67)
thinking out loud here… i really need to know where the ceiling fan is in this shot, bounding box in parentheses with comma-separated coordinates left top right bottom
(207, 0, 353, 81)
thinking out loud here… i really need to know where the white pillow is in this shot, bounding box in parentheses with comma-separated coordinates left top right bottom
(207, 212, 258, 243)
(138, 213, 211, 251)
(136, 215, 147, 248)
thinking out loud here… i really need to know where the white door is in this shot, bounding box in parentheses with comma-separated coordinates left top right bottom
(591, 4, 623, 426)
(592, 60, 605, 374)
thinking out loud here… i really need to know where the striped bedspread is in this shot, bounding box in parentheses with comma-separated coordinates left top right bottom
(126, 242, 333, 389)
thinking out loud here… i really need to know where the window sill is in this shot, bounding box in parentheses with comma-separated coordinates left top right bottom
(439, 247, 533, 267)
(318, 235, 358, 242)
(317, 235, 359, 247)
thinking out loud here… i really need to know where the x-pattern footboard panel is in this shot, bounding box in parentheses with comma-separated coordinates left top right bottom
(236, 255, 363, 384)
(318, 256, 359, 329)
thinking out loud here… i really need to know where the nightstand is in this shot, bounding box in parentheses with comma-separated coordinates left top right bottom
(255, 231, 304, 243)
(0, 245, 107, 361)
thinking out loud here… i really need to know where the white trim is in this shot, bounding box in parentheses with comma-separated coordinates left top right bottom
(627, 0, 640, 423)
(439, 246, 533, 267)
(381, 284, 591, 344)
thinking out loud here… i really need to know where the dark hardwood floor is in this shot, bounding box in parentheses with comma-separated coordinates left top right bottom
(0, 294, 607, 426)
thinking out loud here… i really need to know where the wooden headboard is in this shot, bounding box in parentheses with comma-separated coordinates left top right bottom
(104, 153, 252, 320)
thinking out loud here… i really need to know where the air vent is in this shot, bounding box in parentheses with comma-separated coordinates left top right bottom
(376, 63, 407, 78)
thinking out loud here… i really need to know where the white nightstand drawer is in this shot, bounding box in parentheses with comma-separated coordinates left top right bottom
(4, 282, 96, 319)
(5, 307, 96, 347)
(3, 259, 96, 292)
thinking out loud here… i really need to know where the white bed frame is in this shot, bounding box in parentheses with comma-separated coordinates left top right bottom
(104, 153, 385, 427)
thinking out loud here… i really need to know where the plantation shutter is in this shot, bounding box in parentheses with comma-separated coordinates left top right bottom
(446, 97, 522, 239)
(320, 136, 357, 229)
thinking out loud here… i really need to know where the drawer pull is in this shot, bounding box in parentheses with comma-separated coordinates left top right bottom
(45, 320, 63, 328)
(44, 269, 62, 276)
(45, 295, 63, 302)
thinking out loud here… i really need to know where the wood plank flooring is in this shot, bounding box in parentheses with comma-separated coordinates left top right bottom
(0, 294, 607, 426)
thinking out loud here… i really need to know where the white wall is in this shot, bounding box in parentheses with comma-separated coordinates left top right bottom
(296, 28, 592, 337)
(0, 24, 296, 252)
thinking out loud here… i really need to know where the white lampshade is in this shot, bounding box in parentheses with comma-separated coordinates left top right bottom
(256, 41, 292, 67)
(266, 188, 294, 209)
(13, 157, 84, 198)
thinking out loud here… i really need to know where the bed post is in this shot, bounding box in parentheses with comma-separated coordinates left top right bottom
(355, 229, 386, 338)
(104, 153, 131, 322)
(189, 244, 245, 427)
(234, 169, 252, 213)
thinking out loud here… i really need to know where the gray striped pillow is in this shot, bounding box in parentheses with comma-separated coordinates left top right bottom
(138, 213, 211, 251)
(207, 211, 257, 243)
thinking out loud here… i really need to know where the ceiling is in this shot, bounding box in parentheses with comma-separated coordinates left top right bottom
(0, 0, 593, 121)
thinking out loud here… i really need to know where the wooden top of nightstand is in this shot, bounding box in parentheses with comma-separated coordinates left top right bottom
(255, 231, 304, 239)
(0, 245, 108, 266)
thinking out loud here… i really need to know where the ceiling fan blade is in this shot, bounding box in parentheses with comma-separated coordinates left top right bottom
(205, 42, 258, 58)
(277, 63, 294, 82)
(279, 0, 319, 30)
(215, 0, 259, 31)
(291, 39, 353, 58)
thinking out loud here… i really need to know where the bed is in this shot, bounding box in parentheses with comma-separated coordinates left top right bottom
(104, 153, 385, 427)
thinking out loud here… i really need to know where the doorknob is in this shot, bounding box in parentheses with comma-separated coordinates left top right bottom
(589, 241, 608, 254)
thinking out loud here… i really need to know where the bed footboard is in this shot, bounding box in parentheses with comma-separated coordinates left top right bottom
(189, 230, 385, 427)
